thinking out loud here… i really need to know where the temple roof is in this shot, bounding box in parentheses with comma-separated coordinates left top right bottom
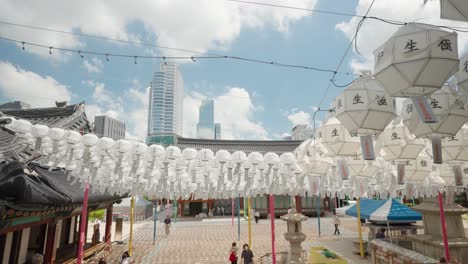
(2, 102, 92, 133)
(175, 136, 303, 154)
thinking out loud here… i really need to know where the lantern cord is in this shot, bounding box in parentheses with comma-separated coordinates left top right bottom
(331, 78, 356, 88)
(0, 35, 358, 75)
(318, 0, 376, 108)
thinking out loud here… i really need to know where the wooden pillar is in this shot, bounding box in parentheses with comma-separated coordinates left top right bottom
(84, 214, 89, 244)
(105, 205, 113, 246)
(69, 217, 76, 244)
(2, 232, 13, 263)
(18, 228, 31, 264)
(295, 195, 302, 213)
(44, 223, 56, 264)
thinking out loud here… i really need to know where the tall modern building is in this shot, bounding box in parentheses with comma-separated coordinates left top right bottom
(147, 63, 184, 144)
(197, 100, 214, 139)
(214, 123, 221, 139)
(94, 115, 126, 140)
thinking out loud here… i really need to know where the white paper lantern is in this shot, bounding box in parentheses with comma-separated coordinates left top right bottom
(335, 71, 396, 135)
(374, 23, 458, 97)
(442, 124, 468, 162)
(402, 85, 468, 139)
(317, 117, 360, 156)
(347, 157, 378, 178)
(166, 146, 181, 160)
(437, 163, 468, 187)
(296, 140, 333, 175)
(440, 0, 468, 22)
(402, 152, 432, 182)
(456, 54, 468, 96)
(379, 119, 426, 162)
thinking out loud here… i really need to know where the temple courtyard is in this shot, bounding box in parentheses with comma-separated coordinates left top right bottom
(87, 216, 378, 264)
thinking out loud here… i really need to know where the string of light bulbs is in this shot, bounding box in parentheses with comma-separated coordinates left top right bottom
(0, 35, 358, 76)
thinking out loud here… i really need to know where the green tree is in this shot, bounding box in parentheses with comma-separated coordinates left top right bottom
(89, 209, 105, 222)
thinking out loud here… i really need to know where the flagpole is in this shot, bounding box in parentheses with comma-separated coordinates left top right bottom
(129, 196, 135, 256)
(438, 191, 451, 262)
(237, 195, 241, 241)
(269, 194, 277, 264)
(76, 182, 89, 264)
(317, 194, 321, 237)
(248, 197, 252, 248)
(356, 197, 365, 258)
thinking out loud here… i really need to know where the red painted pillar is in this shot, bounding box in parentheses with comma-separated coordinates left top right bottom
(105, 205, 113, 247)
(44, 222, 56, 264)
(438, 191, 451, 262)
(294, 195, 302, 213)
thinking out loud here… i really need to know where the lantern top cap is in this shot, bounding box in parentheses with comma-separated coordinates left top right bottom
(360, 70, 373, 79)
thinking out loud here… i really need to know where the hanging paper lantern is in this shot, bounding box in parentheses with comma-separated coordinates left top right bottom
(442, 125, 468, 161)
(335, 71, 396, 137)
(401, 152, 432, 183)
(402, 86, 468, 138)
(440, 0, 468, 22)
(402, 86, 468, 163)
(296, 140, 333, 176)
(317, 117, 360, 157)
(374, 23, 458, 97)
(347, 156, 378, 178)
(379, 119, 426, 161)
(456, 54, 468, 96)
(437, 163, 468, 187)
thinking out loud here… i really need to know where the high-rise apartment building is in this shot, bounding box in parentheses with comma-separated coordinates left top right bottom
(197, 100, 214, 139)
(214, 123, 221, 140)
(94, 115, 126, 140)
(147, 63, 184, 144)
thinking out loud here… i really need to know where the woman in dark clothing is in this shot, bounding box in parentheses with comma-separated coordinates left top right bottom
(241, 243, 254, 264)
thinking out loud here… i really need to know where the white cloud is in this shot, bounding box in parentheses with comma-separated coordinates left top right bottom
(336, 0, 468, 73)
(0, 0, 317, 59)
(81, 57, 103, 73)
(0, 61, 72, 107)
(184, 87, 269, 140)
(287, 111, 311, 126)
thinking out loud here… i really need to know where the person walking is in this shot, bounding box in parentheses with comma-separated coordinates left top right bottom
(221, 206, 225, 216)
(333, 213, 341, 235)
(241, 244, 254, 264)
(229, 242, 239, 264)
(254, 210, 260, 224)
(164, 214, 171, 236)
(121, 251, 135, 264)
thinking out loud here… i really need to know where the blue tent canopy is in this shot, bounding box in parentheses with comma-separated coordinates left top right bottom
(342, 199, 422, 222)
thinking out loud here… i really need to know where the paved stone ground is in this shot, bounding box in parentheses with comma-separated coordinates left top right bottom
(89, 215, 374, 264)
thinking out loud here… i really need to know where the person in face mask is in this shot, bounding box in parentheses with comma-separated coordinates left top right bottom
(241, 243, 254, 264)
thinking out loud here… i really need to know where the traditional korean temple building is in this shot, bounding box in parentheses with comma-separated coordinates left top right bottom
(165, 136, 331, 218)
(0, 102, 125, 264)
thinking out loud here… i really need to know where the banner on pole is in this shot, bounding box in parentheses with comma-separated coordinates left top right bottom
(360, 135, 375, 160)
(452, 165, 464, 187)
(397, 163, 405, 185)
(432, 138, 443, 164)
(337, 159, 350, 180)
(411, 96, 437, 123)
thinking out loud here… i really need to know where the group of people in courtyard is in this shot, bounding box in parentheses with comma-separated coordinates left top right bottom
(229, 242, 254, 264)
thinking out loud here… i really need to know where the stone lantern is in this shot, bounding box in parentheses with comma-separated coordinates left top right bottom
(281, 198, 307, 264)
(373, 23, 458, 97)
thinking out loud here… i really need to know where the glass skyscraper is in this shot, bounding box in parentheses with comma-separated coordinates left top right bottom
(147, 63, 184, 144)
(197, 99, 214, 139)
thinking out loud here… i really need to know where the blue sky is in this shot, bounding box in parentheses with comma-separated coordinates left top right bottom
(0, 0, 465, 140)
